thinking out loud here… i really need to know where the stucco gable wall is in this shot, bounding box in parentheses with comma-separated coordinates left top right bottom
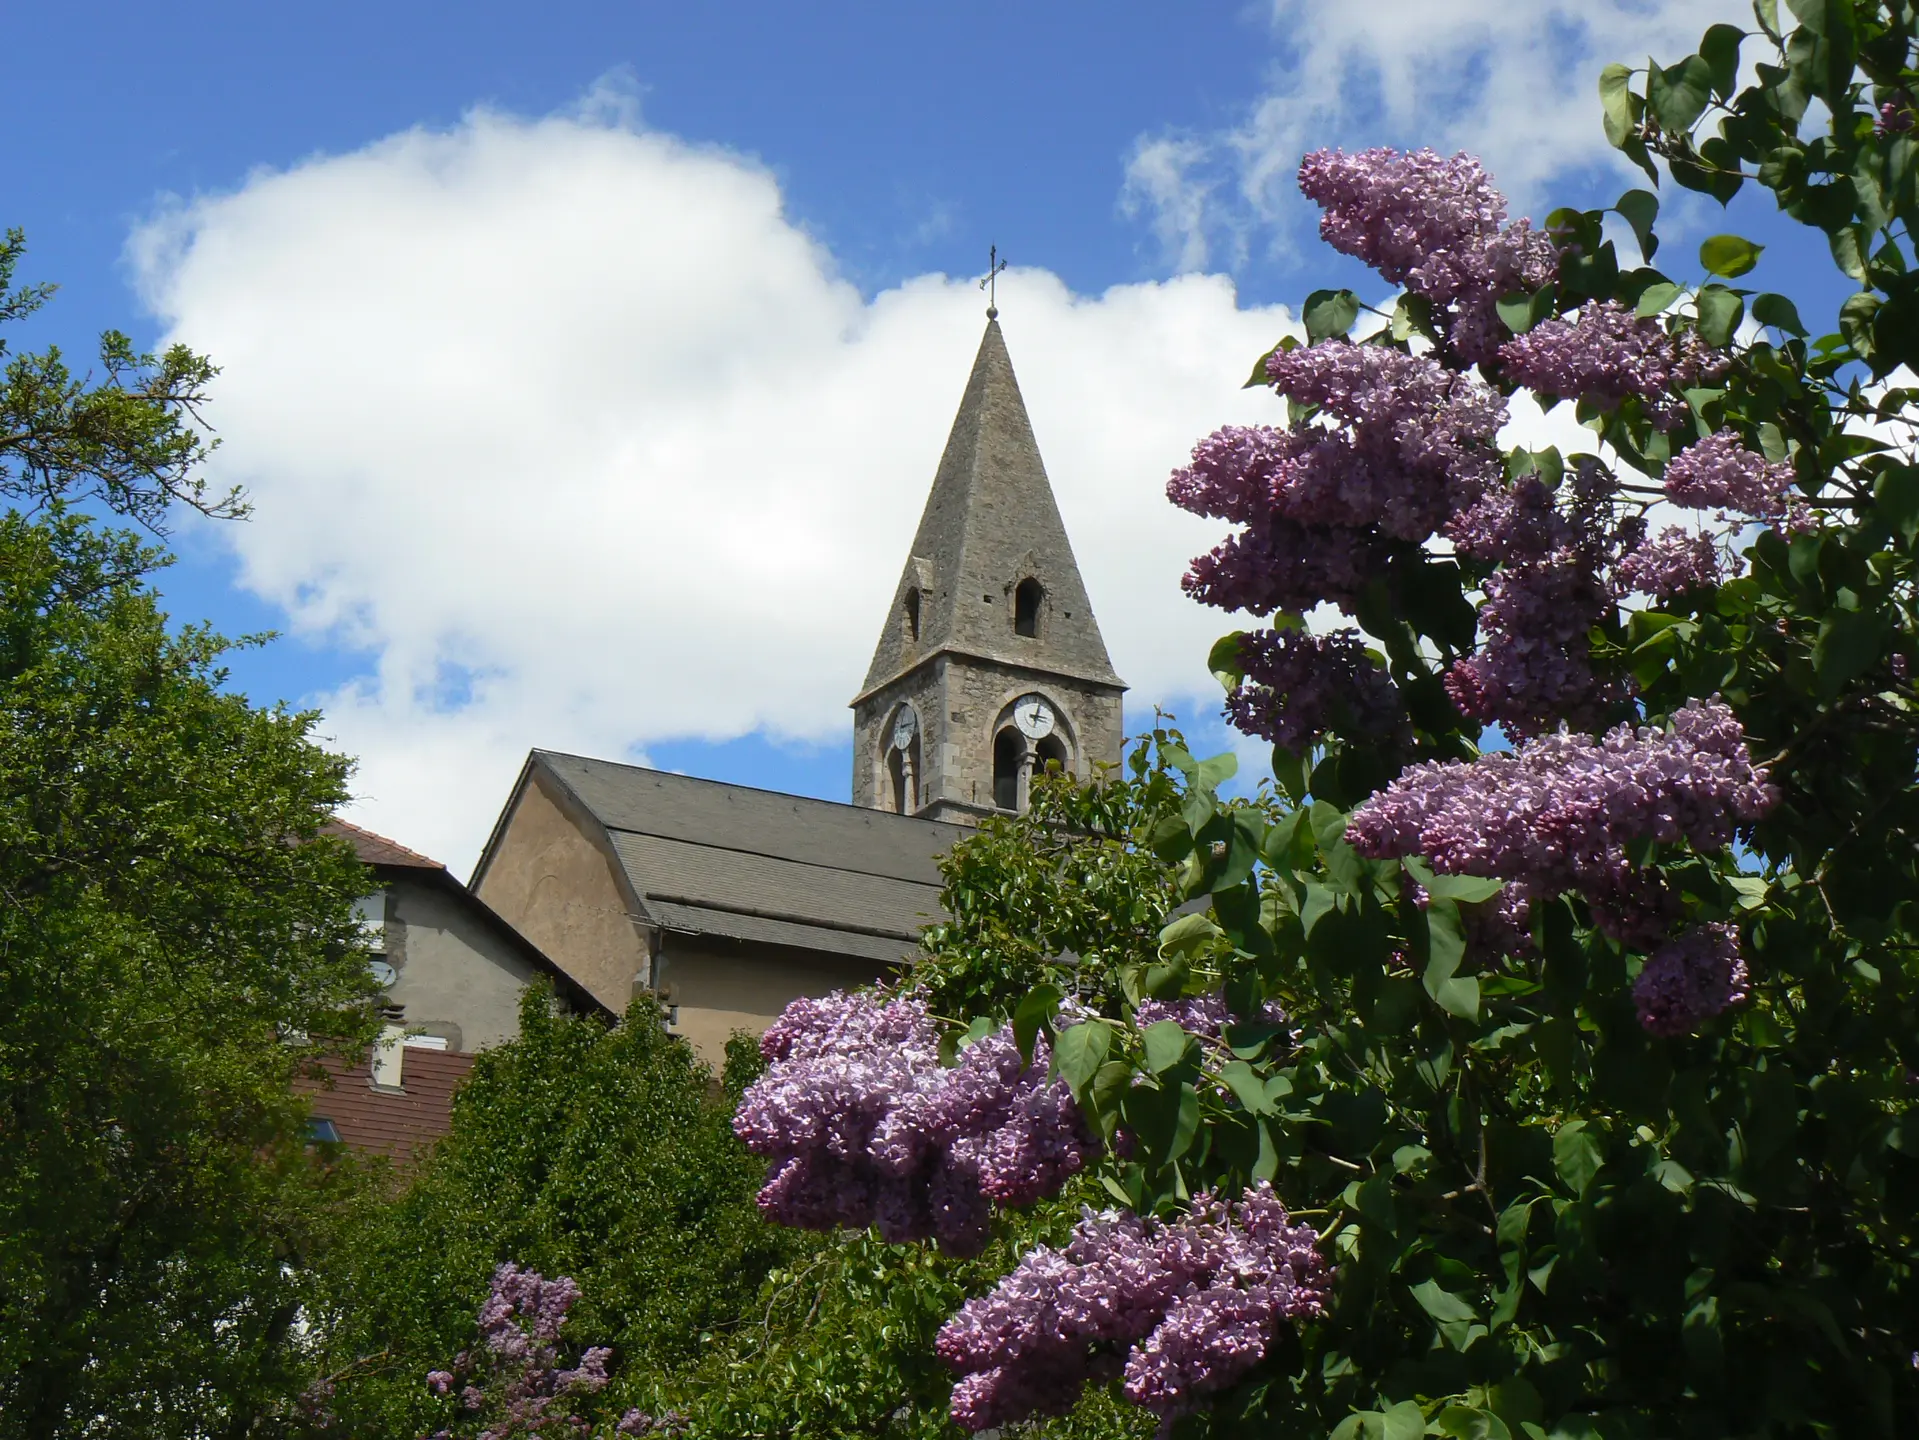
(383, 874, 540, 1052)
(472, 767, 647, 1016)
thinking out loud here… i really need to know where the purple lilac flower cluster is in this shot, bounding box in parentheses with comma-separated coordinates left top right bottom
(1258, 344, 1508, 536)
(1346, 699, 1777, 943)
(1135, 992, 1287, 1035)
(1499, 300, 1727, 430)
(1616, 527, 1725, 598)
(422, 1263, 672, 1440)
(1180, 514, 1388, 615)
(1223, 628, 1406, 752)
(1134, 991, 1235, 1036)
(934, 1185, 1330, 1431)
(1168, 345, 1504, 618)
(1296, 147, 1557, 362)
(1632, 923, 1752, 1035)
(1662, 430, 1794, 519)
(1443, 465, 1634, 735)
(733, 991, 1099, 1256)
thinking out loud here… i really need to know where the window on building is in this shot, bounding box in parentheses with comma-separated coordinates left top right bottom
(307, 1117, 342, 1145)
(993, 728, 1023, 811)
(904, 588, 921, 642)
(354, 891, 387, 954)
(1014, 578, 1043, 637)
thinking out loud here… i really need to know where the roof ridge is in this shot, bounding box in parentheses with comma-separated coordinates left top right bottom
(531, 750, 967, 833)
(323, 817, 446, 869)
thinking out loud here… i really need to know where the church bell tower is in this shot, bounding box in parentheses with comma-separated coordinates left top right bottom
(851, 314, 1126, 823)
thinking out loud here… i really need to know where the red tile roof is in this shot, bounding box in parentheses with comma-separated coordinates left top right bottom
(322, 818, 446, 871)
(297, 1048, 476, 1168)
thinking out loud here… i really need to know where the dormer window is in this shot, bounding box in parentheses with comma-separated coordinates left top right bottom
(1013, 578, 1043, 638)
(904, 588, 921, 642)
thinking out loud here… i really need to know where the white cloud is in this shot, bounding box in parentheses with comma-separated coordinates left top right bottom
(1126, 0, 1741, 269)
(1121, 136, 1233, 274)
(130, 99, 1295, 873)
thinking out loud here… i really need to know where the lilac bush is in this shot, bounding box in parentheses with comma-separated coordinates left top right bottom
(1616, 526, 1726, 598)
(733, 991, 1098, 1256)
(734, 12, 1919, 1424)
(1297, 146, 1556, 361)
(1499, 299, 1726, 428)
(420, 1264, 678, 1440)
(1345, 698, 1775, 948)
(934, 1185, 1329, 1431)
(1662, 429, 1795, 518)
(1179, 514, 1384, 615)
(1631, 922, 1751, 1036)
(1223, 628, 1405, 753)
(1167, 346, 1505, 616)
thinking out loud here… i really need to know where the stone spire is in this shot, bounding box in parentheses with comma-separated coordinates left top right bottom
(851, 317, 1125, 823)
(858, 318, 1122, 697)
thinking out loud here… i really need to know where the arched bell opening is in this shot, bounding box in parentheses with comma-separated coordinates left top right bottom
(1035, 733, 1070, 779)
(883, 704, 922, 814)
(993, 727, 1023, 811)
(887, 746, 909, 813)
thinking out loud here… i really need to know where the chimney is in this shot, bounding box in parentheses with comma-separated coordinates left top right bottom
(370, 1022, 406, 1092)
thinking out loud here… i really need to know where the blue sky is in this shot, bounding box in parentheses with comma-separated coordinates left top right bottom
(7, 1, 1846, 869)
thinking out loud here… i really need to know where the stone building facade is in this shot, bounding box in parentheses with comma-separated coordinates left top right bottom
(851, 317, 1126, 822)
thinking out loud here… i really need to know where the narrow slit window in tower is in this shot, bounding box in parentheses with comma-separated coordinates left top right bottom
(1014, 578, 1043, 637)
(993, 728, 1023, 811)
(904, 588, 921, 642)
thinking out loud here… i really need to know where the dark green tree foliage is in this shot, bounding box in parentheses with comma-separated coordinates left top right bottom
(314, 989, 795, 1435)
(0, 507, 380, 1432)
(913, 752, 1188, 1022)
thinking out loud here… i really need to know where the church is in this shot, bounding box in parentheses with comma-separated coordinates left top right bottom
(338, 313, 1127, 1112)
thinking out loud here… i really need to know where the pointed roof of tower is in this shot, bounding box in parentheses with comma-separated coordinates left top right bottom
(856, 318, 1124, 701)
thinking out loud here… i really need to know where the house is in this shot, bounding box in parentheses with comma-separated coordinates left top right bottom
(298, 820, 613, 1164)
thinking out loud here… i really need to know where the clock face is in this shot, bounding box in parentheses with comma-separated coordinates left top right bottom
(891, 707, 918, 750)
(1013, 694, 1055, 740)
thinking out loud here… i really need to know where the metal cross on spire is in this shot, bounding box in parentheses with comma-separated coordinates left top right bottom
(979, 244, 1008, 319)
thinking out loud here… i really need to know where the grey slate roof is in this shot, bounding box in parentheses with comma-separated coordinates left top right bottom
(856, 318, 1124, 701)
(536, 751, 965, 963)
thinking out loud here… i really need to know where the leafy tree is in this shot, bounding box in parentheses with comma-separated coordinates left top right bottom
(739, 4, 1919, 1436)
(912, 752, 1190, 1022)
(0, 235, 379, 1436)
(0, 228, 240, 530)
(310, 990, 795, 1436)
